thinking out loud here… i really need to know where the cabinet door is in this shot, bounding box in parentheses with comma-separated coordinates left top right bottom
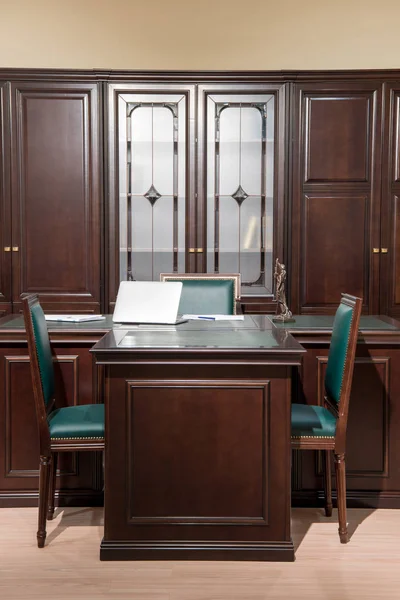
(293, 343, 400, 507)
(0, 83, 11, 316)
(106, 83, 195, 310)
(10, 82, 102, 313)
(291, 82, 383, 314)
(0, 343, 103, 506)
(381, 84, 400, 317)
(197, 83, 287, 312)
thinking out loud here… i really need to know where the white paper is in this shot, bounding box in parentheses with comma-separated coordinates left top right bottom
(45, 315, 106, 323)
(181, 314, 244, 321)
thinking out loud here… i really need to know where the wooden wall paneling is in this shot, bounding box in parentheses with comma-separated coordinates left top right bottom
(9, 81, 102, 313)
(106, 83, 196, 312)
(0, 342, 103, 507)
(380, 84, 400, 317)
(0, 82, 12, 316)
(290, 82, 383, 314)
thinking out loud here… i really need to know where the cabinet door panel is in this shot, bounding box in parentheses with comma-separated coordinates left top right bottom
(0, 344, 102, 505)
(381, 86, 400, 317)
(10, 82, 101, 313)
(294, 344, 400, 505)
(106, 83, 195, 311)
(291, 83, 382, 314)
(300, 194, 370, 309)
(0, 83, 11, 314)
(198, 83, 287, 304)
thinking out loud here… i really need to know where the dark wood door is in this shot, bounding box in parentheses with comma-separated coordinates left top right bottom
(0, 343, 103, 506)
(290, 82, 383, 314)
(9, 82, 102, 313)
(381, 83, 400, 317)
(0, 83, 12, 317)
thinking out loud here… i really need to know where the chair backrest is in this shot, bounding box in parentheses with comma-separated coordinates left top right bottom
(22, 294, 55, 454)
(324, 293, 362, 453)
(159, 273, 241, 315)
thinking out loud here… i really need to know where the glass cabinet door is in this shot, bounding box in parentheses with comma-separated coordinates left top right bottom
(107, 84, 195, 307)
(198, 85, 286, 300)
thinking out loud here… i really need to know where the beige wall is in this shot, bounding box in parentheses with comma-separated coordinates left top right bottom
(0, 0, 399, 71)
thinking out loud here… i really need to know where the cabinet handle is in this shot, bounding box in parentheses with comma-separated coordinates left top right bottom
(196, 248, 204, 253)
(381, 248, 388, 254)
(188, 248, 204, 253)
(12, 246, 19, 252)
(372, 248, 380, 253)
(4, 246, 11, 252)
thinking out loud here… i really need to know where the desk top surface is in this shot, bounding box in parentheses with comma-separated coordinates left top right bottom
(0, 314, 398, 332)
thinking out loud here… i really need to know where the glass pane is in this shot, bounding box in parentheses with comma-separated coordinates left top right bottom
(118, 93, 186, 282)
(207, 93, 275, 296)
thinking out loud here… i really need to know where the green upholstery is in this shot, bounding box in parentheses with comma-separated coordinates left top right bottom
(291, 404, 337, 438)
(169, 279, 235, 315)
(325, 301, 355, 405)
(48, 404, 105, 439)
(30, 303, 55, 407)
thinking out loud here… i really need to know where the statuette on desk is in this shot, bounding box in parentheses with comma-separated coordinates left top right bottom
(272, 258, 295, 323)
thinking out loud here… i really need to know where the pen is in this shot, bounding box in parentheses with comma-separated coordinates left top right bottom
(198, 316, 215, 320)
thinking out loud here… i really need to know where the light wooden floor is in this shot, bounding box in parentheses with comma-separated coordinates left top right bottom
(1, 507, 400, 599)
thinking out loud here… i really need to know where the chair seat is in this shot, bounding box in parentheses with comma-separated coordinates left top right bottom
(291, 404, 337, 438)
(48, 404, 104, 439)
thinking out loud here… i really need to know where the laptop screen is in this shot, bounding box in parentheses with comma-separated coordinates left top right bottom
(112, 281, 183, 324)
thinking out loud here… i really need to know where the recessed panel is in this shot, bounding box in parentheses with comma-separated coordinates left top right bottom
(318, 357, 389, 476)
(394, 94, 400, 183)
(127, 382, 268, 522)
(302, 195, 368, 307)
(305, 96, 371, 182)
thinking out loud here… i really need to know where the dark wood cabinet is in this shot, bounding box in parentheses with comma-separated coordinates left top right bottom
(290, 82, 383, 315)
(292, 332, 400, 507)
(106, 81, 288, 313)
(0, 82, 11, 317)
(0, 325, 104, 506)
(7, 81, 102, 313)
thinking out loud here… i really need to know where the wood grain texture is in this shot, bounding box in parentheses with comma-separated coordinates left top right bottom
(9, 82, 102, 313)
(1, 507, 400, 599)
(0, 82, 11, 313)
(290, 82, 382, 315)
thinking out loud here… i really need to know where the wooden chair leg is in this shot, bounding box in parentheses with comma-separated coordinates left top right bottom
(334, 452, 348, 543)
(37, 455, 51, 548)
(47, 452, 58, 520)
(322, 450, 333, 517)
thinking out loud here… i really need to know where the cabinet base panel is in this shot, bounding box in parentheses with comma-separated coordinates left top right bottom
(100, 539, 295, 562)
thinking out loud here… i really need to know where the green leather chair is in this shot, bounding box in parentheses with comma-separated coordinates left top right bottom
(22, 294, 104, 548)
(160, 273, 241, 315)
(291, 293, 362, 543)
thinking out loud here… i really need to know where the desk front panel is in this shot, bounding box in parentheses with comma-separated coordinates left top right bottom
(102, 361, 293, 561)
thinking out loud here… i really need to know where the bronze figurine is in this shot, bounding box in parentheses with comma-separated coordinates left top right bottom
(272, 258, 295, 323)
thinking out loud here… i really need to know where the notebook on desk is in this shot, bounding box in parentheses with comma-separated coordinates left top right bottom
(112, 281, 184, 325)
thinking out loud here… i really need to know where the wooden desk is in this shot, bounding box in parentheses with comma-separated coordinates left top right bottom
(91, 318, 305, 561)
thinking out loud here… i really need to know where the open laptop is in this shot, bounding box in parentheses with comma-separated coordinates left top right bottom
(112, 281, 184, 324)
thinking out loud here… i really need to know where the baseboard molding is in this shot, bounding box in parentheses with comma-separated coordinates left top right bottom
(100, 539, 295, 562)
(292, 490, 400, 509)
(0, 490, 104, 508)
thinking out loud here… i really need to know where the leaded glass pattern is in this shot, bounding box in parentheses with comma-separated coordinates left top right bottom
(207, 94, 275, 296)
(118, 94, 186, 282)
